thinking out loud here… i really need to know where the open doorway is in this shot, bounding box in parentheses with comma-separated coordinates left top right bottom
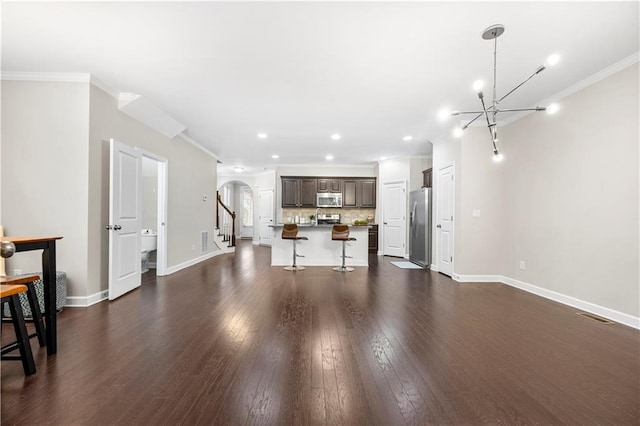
(217, 180, 254, 242)
(140, 150, 168, 277)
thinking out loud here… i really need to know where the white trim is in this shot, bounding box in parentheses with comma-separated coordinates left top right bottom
(136, 147, 169, 277)
(1, 71, 91, 82)
(163, 250, 223, 275)
(500, 51, 640, 126)
(90, 75, 119, 99)
(450, 273, 640, 330)
(501, 276, 640, 330)
(66, 290, 109, 308)
(0, 71, 121, 99)
(454, 274, 502, 283)
(176, 132, 219, 160)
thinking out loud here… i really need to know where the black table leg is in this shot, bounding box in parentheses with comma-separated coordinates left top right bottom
(42, 241, 57, 355)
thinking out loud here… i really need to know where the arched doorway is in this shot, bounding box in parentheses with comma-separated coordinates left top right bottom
(217, 179, 255, 242)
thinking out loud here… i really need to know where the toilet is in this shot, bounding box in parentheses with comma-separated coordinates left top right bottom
(141, 229, 157, 273)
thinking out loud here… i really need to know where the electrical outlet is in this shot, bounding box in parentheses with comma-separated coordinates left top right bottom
(13, 269, 22, 276)
(101, 291, 109, 299)
(519, 261, 526, 270)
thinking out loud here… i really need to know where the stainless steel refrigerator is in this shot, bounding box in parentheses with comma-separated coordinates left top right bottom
(409, 187, 432, 268)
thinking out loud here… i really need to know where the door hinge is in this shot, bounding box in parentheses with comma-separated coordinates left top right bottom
(450, 256, 453, 262)
(451, 215, 453, 221)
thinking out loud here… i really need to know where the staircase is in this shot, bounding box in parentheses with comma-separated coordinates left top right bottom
(215, 191, 236, 254)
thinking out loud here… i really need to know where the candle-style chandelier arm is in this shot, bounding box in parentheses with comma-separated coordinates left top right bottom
(442, 24, 559, 162)
(497, 65, 546, 104)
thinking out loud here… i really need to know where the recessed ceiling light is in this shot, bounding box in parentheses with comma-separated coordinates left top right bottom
(257, 133, 268, 139)
(403, 136, 413, 142)
(271, 154, 279, 159)
(546, 103, 560, 114)
(325, 154, 334, 160)
(331, 134, 341, 140)
(453, 128, 464, 138)
(233, 167, 244, 173)
(380, 157, 388, 161)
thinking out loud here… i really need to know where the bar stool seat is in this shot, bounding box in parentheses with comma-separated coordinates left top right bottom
(1, 283, 37, 375)
(331, 225, 356, 272)
(282, 224, 308, 271)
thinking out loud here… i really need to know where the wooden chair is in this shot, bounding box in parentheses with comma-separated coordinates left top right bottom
(1, 280, 37, 375)
(331, 225, 356, 272)
(281, 224, 308, 271)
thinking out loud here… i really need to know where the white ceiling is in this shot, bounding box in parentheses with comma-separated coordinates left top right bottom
(2, 2, 638, 175)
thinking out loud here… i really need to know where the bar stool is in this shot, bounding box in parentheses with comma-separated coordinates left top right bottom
(332, 225, 356, 272)
(1, 281, 37, 375)
(1, 275, 46, 347)
(282, 224, 308, 271)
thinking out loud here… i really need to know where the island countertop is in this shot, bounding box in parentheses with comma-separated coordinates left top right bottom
(270, 224, 370, 267)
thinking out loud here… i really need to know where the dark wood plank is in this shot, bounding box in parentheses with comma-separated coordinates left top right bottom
(2, 241, 639, 425)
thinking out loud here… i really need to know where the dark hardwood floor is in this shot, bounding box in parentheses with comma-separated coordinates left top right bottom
(2, 241, 639, 425)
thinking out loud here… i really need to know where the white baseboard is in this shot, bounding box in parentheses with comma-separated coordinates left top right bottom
(501, 276, 640, 330)
(252, 240, 260, 245)
(66, 290, 109, 308)
(164, 250, 223, 275)
(454, 274, 502, 283)
(451, 273, 639, 330)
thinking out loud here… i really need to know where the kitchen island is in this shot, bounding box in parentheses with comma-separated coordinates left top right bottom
(270, 224, 370, 267)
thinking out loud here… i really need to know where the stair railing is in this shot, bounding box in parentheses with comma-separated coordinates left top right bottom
(216, 191, 236, 247)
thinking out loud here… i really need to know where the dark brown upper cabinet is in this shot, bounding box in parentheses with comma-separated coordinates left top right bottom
(281, 176, 376, 208)
(281, 178, 317, 207)
(343, 179, 376, 208)
(422, 168, 433, 188)
(317, 179, 342, 193)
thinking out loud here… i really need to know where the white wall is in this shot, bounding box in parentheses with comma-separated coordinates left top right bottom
(142, 157, 159, 230)
(1, 81, 91, 298)
(457, 126, 505, 275)
(88, 84, 218, 295)
(432, 62, 639, 321)
(0, 79, 218, 300)
(501, 62, 639, 317)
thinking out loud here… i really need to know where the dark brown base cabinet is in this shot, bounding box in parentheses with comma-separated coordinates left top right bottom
(368, 225, 378, 253)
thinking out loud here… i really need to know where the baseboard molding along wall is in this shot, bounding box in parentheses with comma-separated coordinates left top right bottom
(453, 273, 640, 330)
(66, 250, 224, 307)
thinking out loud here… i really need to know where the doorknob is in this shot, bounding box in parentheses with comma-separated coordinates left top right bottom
(114, 225, 122, 230)
(436, 224, 442, 228)
(383, 222, 388, 225)
(105, 225, 113, 230)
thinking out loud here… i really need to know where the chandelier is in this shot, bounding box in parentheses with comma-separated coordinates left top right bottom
(444, 24, 560, 162)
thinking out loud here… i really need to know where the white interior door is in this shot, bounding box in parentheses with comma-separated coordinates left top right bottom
(437, 164, 455, 276)
(382, 181, 407, 257)
(259, 189, 274, 246)
(109, 139, 142, 300)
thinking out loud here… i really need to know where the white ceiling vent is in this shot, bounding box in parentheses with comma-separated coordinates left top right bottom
(118, 93, 186, 139)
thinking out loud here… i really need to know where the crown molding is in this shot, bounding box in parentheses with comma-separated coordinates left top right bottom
(176, 133, 220, 160)
(499, 51, 640, 126)
(1, 71, 91, 83)
(1, 71, 121, 99)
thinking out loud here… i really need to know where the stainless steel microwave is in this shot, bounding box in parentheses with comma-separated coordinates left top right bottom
(316, 193, 342, 208)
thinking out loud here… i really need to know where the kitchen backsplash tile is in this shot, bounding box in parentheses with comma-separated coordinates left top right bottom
(282, 208, 375, 224)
